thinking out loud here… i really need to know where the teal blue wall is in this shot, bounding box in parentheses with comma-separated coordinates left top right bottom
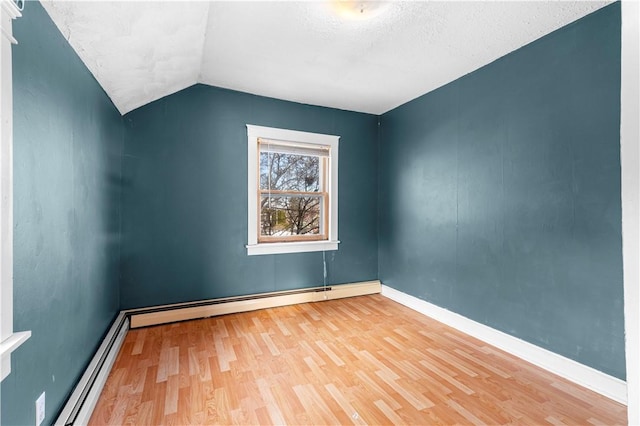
(120, 85, 379, 309)
(1, 1, 626, 423)
(379, 3, 625, 379)
(1, 2, 123, 425)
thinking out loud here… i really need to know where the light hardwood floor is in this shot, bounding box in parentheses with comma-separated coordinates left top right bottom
(90, 294, 626, 425)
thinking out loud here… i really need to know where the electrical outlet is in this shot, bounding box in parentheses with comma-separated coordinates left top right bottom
(35, 392, 45, 426)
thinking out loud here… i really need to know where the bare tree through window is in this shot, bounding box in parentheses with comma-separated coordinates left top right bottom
(259, 150, 326, 239)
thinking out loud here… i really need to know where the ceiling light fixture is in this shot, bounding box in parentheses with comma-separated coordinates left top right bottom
(331, 1, 389, 21)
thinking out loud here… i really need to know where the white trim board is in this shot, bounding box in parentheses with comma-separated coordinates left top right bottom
(0, 331, 30, 381)
(0, 0, 29, 384)
(621, 0, 640, 423)
(381, 284, 627, 405)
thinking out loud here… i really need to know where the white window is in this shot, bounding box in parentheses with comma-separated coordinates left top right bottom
(246, 125, 339, 255)
(0, 0, 30, 382)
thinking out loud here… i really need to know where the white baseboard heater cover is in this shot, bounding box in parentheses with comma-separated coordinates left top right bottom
(129, 281, 381, 328)
(54, 313, 129, 426)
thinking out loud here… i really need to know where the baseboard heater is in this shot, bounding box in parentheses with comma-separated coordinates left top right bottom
(54, 280, 381, 425)
(54, 312, 130, 426)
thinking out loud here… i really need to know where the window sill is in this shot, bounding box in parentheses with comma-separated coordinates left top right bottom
(1, 331, 31, 381)
(247, 240, 339, 256)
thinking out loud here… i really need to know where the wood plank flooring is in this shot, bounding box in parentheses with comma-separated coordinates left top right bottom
(89, 294, 627, 425)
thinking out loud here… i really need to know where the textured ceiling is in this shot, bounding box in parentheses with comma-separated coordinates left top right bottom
(41, 1, 611, 116)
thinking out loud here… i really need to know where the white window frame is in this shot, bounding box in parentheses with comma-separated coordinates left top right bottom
(246, 124, 339, 256)
(0, 0, 30, 382)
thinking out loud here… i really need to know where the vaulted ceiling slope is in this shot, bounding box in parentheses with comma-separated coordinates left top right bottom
(41, 1, 610, 116)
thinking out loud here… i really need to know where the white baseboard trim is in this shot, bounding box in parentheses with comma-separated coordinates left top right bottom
(128, 281, 381, 328)
(381, 284, 627, 405)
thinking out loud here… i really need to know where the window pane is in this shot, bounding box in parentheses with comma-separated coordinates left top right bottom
(260, 195, 322, 236)
(260, 152, 320, 192)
